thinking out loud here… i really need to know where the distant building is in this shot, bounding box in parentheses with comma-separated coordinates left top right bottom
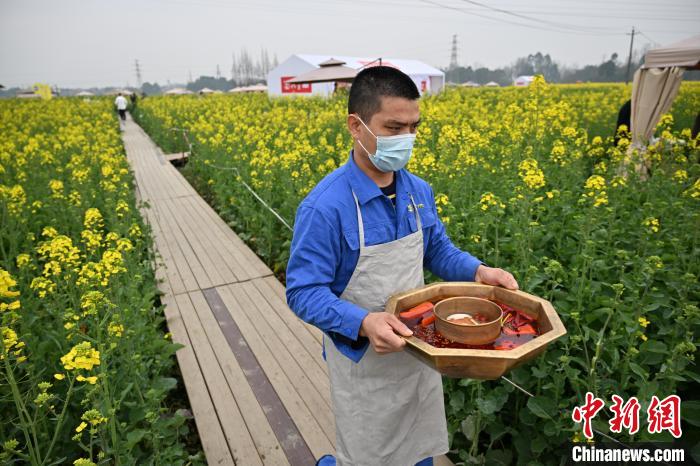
(164, 88, 194, 95)
(267, 54, 445, 97)
(16, 89, 42, 98)
(228, 84, 267, 93)
(514, 75, 535, 87)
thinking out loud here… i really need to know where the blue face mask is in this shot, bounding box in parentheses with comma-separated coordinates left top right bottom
(353, 115, 417, 172)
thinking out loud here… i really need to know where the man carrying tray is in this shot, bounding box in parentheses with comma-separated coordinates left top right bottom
(286, 66, 519, 466)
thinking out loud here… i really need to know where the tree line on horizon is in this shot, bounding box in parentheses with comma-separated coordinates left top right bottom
(2, 47, 699, 98)
(444, 49, 700, 86)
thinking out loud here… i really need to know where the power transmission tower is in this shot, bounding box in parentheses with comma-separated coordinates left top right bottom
(449, 34, 458, 70)
(625, 27, 636, 85)
(134, 59, 142, 88)
(216, 64, 221, 79)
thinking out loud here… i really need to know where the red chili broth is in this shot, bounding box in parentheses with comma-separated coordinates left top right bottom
(408, 300, 539, 350)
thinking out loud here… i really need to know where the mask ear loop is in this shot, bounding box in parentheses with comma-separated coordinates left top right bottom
(351, 114, 377, 157)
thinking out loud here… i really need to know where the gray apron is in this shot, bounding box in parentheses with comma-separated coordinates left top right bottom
(324, 191, 448, 466)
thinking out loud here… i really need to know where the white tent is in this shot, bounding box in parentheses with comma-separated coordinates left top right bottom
(514, 75, 535, 87)
(75, 91, 95, 97)
(267, 54, 445, 97)
(631, 34, 700, 147)
(164, 87, 194, 95)
(484, 81, 500, 87)
(16, 90, 41, 99)
(107, 89, 134, 96)
(229, 84, 267, 93)
(198, 87, 215, 95)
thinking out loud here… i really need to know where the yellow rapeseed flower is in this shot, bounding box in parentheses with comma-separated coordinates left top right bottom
(518, 158, 546, 190)
(642, 217, 660, 233)
(60, 341, 100, 371)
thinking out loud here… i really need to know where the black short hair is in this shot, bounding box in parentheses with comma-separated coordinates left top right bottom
(348, 66, 419, 122)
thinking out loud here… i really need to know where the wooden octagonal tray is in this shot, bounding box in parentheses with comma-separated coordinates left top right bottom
(385, 282, 567, 379)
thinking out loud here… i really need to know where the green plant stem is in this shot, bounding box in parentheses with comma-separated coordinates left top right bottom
(3, 352, 41, 465)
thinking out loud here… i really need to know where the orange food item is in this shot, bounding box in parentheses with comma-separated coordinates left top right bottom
(400, 302, 434, 320)
(517, 323, 537, 335)
(420, 313, 436, 327)
(503, 323, 537, 336)
(494, 340, 517, 350)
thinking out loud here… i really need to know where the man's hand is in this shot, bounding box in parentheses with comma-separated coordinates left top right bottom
(474, 265, 519, 290)
(359, 312, 413, 354)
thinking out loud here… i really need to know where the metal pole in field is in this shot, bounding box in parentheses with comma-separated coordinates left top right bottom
(625, 27, 636, 85)
(134, 59, 143, 88)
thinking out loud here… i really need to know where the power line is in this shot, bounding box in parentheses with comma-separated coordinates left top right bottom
(637, 30, 661, 46)
(452, 0, 626, 33)
(420, 0, 625, 36)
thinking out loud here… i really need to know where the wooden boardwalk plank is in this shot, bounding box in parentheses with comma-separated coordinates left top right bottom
(180, 195, 257, 283)
(175, 291, 263, 465)
(150, 200, 202, 293)
(190, 194, 273, 279)
(153, 199, 215, 290)
(202, 288, 316, 466)
(259, 276, 325, 346)
(146, 209, 187, 295)
(171, 196, 240, 285)
(160, 197, 228, 287)
(247, 279, 328, 379)
(232, 282, 333, 411)
(216, 284, 335, 458)
(161, 295, 235, 466)
(189, 290, 291, 465)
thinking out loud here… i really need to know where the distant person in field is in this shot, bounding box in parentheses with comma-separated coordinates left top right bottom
(615, 99, 631, 146)
(115, 93, 128, 123)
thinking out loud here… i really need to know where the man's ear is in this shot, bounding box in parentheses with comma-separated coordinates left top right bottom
(347, 114, 362, 140)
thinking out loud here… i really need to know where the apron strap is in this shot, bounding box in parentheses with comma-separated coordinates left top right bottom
(409, 194, 423, 231)
(351, 190, 366, 249)
(351, 190, 422, 248)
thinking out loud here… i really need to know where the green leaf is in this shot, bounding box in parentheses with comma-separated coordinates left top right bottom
(527, 396, 556, 419)
(450, 390, 465, 411)
(476, 390, 508, 415)
(531, 434, 548, 454)
(484, 448, 512, 466)
(486, 421, 509, 443)
(154, 376, 178, 392)
(531, 365, 548, 379)
(543, 420, 558, 437)
(126, 429, 147, 449)
(682, 400, 700, 427)
(461, 414, 476, 441)
(641, 340, 668, 353)
(629, 362, 648, 379)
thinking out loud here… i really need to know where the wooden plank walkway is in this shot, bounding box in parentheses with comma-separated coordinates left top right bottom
(121, 116, 453, 466)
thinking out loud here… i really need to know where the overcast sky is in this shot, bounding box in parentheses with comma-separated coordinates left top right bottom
(1, 0, 698, 88)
